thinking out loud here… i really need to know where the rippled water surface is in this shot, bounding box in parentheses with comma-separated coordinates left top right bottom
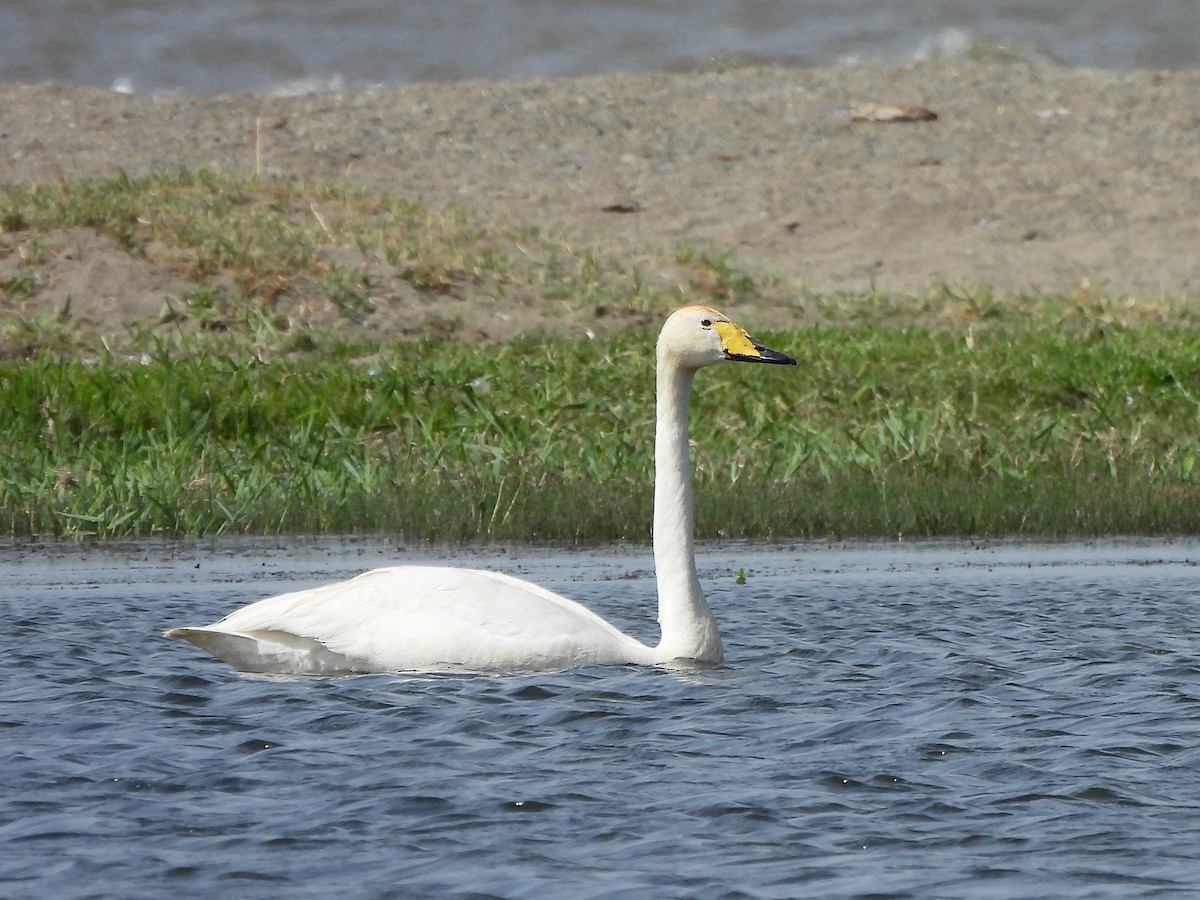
(3, 538, 1200, 898)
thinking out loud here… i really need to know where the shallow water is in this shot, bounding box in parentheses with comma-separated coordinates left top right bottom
(3, 1, 1200, 95)
(3, 537, 1200, 898)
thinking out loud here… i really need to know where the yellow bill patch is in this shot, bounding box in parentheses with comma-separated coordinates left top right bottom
(714, 320, 760, 358)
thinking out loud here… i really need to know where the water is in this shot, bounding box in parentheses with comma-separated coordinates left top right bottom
(3, 538, 1200, 897)
(2, 1, 1199, 96)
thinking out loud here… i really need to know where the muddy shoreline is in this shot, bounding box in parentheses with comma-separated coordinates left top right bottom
(3, 62, 1198, 329)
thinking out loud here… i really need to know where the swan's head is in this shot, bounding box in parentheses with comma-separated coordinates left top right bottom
(657, 305, 797, 371)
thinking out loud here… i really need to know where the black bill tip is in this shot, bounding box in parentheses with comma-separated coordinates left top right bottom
(727, 342, 797, 365)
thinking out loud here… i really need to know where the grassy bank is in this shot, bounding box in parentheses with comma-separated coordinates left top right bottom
(2, 323, 1200, 540)
(3, 171, 1200, 539)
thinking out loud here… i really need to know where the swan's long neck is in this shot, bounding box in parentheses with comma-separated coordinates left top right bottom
(652, 358, 722, 663)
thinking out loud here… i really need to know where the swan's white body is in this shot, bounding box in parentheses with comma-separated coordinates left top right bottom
(165, 306, 795, 674)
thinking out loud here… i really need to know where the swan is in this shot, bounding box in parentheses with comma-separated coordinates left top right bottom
(164, 305, 795, 674)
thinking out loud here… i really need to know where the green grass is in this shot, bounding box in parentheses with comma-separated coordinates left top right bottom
(3, 169, 1200, 540)
(1, 322, 1199, 539)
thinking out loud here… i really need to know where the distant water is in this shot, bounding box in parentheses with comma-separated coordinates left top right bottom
(4, 537, 1200, 897)
(2, 1, 1199, 96)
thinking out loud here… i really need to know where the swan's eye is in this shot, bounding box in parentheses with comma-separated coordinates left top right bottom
(700, 319, 712, 328)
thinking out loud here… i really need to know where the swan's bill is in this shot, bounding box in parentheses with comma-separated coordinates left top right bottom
(714, 320, 797, 366)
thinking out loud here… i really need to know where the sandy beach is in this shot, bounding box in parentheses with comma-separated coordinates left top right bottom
(3, 61, 1199, 333)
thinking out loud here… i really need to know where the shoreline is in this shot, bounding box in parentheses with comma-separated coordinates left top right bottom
(3, 61, 1199, 311)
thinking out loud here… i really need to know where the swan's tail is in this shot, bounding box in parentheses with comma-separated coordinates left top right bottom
(164, 626, 365, 675)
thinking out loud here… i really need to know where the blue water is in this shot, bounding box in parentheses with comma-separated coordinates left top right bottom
(2, 1, 1199, 96)
(3, 538, 1200, 898)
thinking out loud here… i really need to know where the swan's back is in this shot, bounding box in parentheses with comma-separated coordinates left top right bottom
(165, 566, 656, 674)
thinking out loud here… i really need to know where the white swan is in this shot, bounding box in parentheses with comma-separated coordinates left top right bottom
(164, 305, 795, 674)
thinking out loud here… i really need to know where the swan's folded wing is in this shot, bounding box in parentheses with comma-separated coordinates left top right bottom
(169, 566, 652, 673)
